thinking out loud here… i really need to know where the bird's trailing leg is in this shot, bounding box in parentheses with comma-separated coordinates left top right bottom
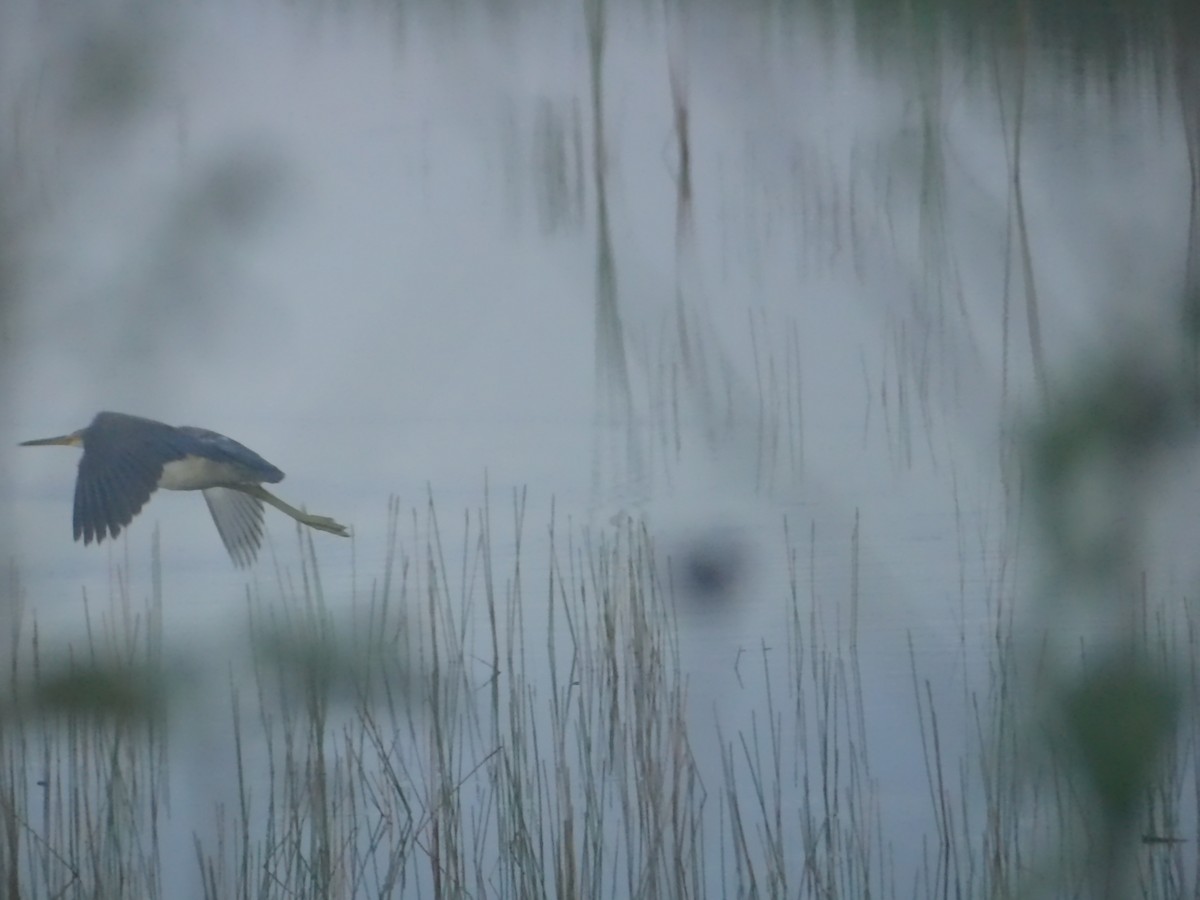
(235, 484, 350, 537)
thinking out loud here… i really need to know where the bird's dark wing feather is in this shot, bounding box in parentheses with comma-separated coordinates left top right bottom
(202, 487, 265, 567)
(73, 413, 187, 545)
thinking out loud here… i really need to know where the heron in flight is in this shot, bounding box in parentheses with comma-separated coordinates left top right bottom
(21, 411, 350, 566)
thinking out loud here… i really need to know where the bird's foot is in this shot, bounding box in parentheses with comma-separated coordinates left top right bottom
(304, 514, 351, 537)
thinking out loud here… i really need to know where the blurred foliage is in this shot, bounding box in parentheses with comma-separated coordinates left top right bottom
(1061, 658, 1178, 828)
(3, 1, 1198, 896)
(63, 20, 163, 125)
(12, 660, 168, 722)
(252, 620, 415, 705)
(1029, 359, 1186, 585)
(281, 0, 1200, 96)
(1023, 291, 1198, 895)
(796, 0, 1199, 77)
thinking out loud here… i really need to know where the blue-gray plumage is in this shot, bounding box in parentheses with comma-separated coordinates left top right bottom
(21, 411, 349, 566)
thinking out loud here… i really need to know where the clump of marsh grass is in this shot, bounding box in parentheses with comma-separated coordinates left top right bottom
(0, 535, 168, 900)
(4, 467, 1200, 898)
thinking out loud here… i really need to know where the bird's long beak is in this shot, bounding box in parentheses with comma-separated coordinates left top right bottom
(19, 432, 82, 448)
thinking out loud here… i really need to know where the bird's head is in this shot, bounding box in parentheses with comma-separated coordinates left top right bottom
(20, 429, 85, 448)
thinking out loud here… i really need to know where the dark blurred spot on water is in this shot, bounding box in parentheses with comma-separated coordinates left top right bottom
(678, 529, 747, 607)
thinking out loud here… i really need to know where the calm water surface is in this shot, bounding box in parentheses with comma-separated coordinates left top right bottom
(4, 0, 1195, 893)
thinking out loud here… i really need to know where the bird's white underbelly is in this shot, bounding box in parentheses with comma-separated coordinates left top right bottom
(159, 456, 253, 491)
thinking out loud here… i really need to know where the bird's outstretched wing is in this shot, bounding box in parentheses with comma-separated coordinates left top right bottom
(73, 425, 173, 545)
(202, 487, 266, 568)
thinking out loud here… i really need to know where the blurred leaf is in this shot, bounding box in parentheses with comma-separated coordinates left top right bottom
(23, 661, 166, 721)
(65, 19, 162, 125)
(1060, 657, 1179, 826)
(1032, 362, 1181, 479)
(253, 623, 413, 704)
